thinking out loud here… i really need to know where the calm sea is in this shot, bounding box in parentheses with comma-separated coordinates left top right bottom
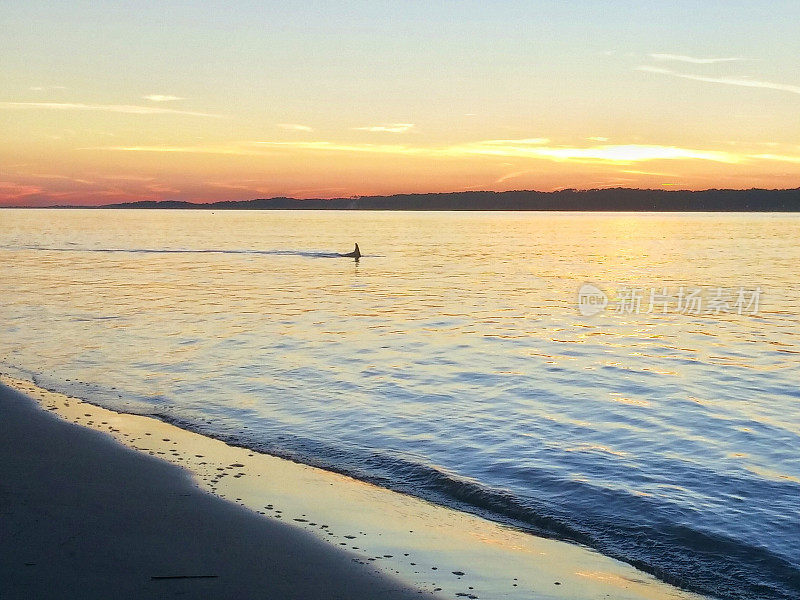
(2, 209, 798, 599)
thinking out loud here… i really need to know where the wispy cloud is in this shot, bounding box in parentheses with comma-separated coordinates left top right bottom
(26, 173, 96, 185)
(257, 141, 422, 154)
(620, 169, 681, 177)
(30, 85, 67, 91)
(354, 123, 415, 133)
(648, 53, 745, 65)
(0, 181, 43, 199)
(750, 153, 800, 164)
(478, 137, 551, 146)
(90, 141, 418, 156)
(0, 102, 222, 117)
(80, 145, 258, 155)
(86, 138, 800, 166)
(636, 66, 800, 95)
(587, 136, 608, 142)
(452, 141, 739, 163)
(96, 174, 155, 181)
(258, 138, 738, 164)
(277, 123, 314, 132)
(494, 170, 535, 184)
(143, 94, 185, 102)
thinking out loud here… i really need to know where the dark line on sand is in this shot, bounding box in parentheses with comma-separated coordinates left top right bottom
(150, 575, 219, 580)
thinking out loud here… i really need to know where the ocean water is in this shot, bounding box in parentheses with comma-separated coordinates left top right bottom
(1, 209, 798, 600)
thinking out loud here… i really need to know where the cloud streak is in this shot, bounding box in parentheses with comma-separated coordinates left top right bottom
(277, 123, 314, 132)
(750, 153, 800, 164)
(0, 102, 221, 117)
(648, 53, 745, 64)
(86, 136, 800, 166)
(354, 123, 415, 133)
(95, 138, 750, 165)
(0, 181, 43, 199)
(143, 94, 185, 102)
(450, 141, 739, 163)
(80, 145, 261, 155)
(257, 140, 422, 154)
(494, 170, 536, 184)
(636, 66, 800, 95)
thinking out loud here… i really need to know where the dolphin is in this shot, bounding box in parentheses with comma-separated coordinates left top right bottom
(340, 243, 361, 259)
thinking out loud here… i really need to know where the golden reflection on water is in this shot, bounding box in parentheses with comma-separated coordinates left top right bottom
(1, 210, 799, 599)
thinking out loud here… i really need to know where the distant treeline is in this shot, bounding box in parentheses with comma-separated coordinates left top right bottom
(97, 188, 800, 211)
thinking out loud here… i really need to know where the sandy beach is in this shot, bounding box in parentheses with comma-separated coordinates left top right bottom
(0, 381, 430, 600)
(0, 375, 707, 600)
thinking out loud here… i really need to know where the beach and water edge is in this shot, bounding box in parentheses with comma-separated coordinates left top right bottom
(1, 374, 707, 600)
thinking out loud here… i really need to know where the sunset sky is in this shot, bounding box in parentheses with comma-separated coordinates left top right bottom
(3, 1, 800, 206)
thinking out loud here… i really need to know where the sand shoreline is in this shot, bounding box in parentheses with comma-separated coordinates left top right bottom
(1, 375, 707, 600)
(0, 380, 431, 600)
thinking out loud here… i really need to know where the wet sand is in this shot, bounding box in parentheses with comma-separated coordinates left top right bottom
(0, 376, 707, 600)
(0, 381, 430, 600)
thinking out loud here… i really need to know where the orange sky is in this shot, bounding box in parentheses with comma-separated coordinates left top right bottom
(3, 2, 800, 206)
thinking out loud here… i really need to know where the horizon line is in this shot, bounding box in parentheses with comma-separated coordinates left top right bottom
(3, 186, 800, 210)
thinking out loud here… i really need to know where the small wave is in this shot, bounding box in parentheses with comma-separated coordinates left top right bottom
(5, 364, 798, 600)
(143, 412, 800, 600)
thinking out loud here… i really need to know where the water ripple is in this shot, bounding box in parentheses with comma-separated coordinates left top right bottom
(2, 210, 799, 599)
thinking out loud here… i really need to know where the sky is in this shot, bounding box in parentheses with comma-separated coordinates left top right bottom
(2, 0, 800, 206)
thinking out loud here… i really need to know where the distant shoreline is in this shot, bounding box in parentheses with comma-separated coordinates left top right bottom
(5, 187, 800, 211)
